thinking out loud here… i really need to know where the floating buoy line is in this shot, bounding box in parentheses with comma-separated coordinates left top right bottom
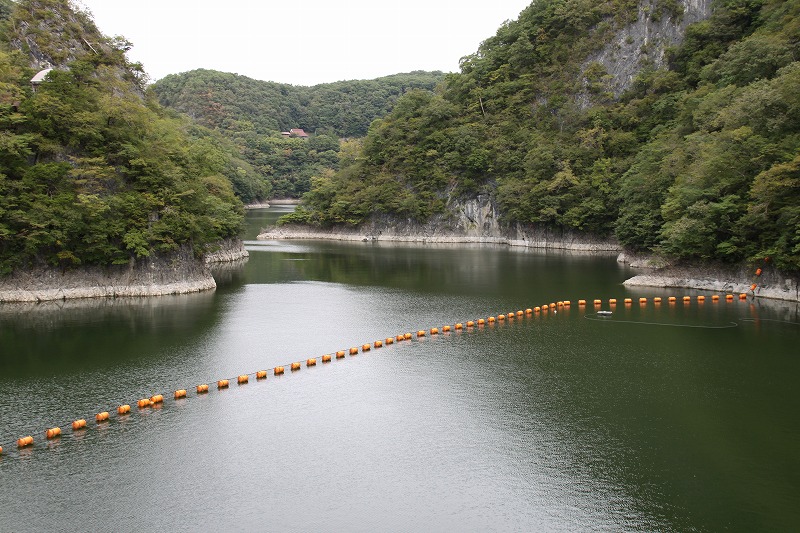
(0, 291, 779, 458)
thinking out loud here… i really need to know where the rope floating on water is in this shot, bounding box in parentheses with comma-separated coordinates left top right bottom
(0, 292, 771, 456)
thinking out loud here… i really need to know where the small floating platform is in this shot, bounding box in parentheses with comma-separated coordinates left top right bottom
(597, 311, 613, 316)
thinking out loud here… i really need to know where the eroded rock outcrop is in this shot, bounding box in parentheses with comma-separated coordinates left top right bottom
(0, 239, 249, 303)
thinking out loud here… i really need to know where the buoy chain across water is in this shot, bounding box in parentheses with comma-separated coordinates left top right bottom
(0, 293, 751, 455)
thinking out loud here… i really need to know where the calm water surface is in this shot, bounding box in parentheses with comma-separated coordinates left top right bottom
(1, 207, 799, 531)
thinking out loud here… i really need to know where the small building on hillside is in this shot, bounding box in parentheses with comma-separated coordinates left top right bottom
(281, 128, 309, 139)
(30, 68, 53, 92)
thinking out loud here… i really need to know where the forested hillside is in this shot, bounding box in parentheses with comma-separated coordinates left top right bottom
(288, 0, 800, 273)
(152, 69, 445, 198)
(0, 0, 256, 274)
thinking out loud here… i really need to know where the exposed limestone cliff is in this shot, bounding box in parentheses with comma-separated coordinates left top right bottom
(0, 239, 249, 303)
(259, 197, 620, 252)
(620, 255, 800, 302)
(580, 0, 713, 104)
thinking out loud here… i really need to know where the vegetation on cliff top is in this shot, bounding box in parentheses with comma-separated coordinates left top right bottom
(0, 0, 251, 274)
(287, 0, 800, 273)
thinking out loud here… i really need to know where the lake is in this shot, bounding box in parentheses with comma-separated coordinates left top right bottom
(1, 207, 798, 531)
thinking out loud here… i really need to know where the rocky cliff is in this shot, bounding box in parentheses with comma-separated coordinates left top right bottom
(260, 197, 620, 252)
(581, 0, 713, 102)
(0, 239, 249, 303)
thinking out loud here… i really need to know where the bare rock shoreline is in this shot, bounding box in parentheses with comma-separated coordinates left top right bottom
(257, 224, 622, 253)
(0, 239, 248, 303)
(261, 225, 800, 303)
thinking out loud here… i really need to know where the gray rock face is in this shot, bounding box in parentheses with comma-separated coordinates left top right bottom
(259, 197, 620, 252)
(0, 239, 249, 302)
(580, 0, 713, 104)
(620, 255, 800, 302)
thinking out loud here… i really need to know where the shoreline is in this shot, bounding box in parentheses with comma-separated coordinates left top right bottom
(257, 225, 622, 253)
(623, 271, 800, 303)
(261, 225, 800, 303)
(0, 239, 249, 303)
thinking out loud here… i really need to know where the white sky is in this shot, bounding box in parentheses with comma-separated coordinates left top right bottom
(76, 0, 532, 86)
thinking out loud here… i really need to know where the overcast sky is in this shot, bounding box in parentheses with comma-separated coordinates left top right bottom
(76, 0, 532, 86)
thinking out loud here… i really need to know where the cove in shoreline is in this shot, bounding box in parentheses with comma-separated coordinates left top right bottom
(260, 225, 800, 303)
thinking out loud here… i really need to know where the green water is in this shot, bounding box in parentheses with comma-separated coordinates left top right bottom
(0, 207, 798, 531)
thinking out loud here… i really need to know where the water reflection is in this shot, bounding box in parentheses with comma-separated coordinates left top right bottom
(0, 207, 798, 532)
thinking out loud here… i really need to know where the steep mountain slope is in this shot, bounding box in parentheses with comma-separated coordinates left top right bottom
(288, 0, 800, 273)
(0, 0, 251, 274)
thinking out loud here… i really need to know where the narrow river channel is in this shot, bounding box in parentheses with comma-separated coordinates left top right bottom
(1, 207, 798, 531)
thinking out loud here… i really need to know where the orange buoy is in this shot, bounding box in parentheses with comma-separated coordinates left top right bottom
(72, 419, 87, 431)
(430, 327, 439, 334)
(274, 366, 285, 375)
(117, 405, 131, 415)
(549, 303, 556, 309)
(0, 446, 2, 455)
(362, 343, 371, 351)
(668, 296, 676, 303)
(96, 412, 110, 423)
(740, 293, 748, 300)
(712, 295, 720, 302)
(639, 297, 647, 304)
(750, 284, 757, 291)
(624, 298, 632, 304)
(138, 398, 151, 408)
(349, 347, 359, 355)
(488, 316, 496, 323)
(291, 362, 301, 371)
(541, 305, 549, 312)
(755, 268, 762, 276)
(683, 296, 691, 303)
(396, 334, 405, 341)
(404, 333, 412, 340)
(608, 298, 617, 305)
(322, 354, 332, 363)
(17, 436, 33, 448)
(174, 389, 188, 399)
(593, 299, 602, 306)
(336, 351, 346, 359)
(469, 320, 477, 327)
(217, 379, 230, 389)
(443, 325, 452, 332)
(386, 337, 394, 344)
(307, 358, 317, 367)
(578, 299, 586, 306)
(497, 314, 505, 321)
(697, 295, 705, 302)
(46, 427, 62, 439)
(238, 375, 249, 384)
(726, 294, 734, 301)
(196, 384, 209, 394)
(455, 323, 464, 330)
(374, 340, 383, 348)
(525, 308, 533, 314)
(256, 370, 268, 379)
(417, 330, 425, 337)
(151, 394, 164, 403)
(653, 297, 662, 303)
(534, 306, 541, 313)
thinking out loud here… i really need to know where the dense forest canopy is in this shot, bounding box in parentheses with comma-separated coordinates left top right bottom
(0, 0, 254, 274)
(151, 69, 445, 198)
(287, 0, 800, 273)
